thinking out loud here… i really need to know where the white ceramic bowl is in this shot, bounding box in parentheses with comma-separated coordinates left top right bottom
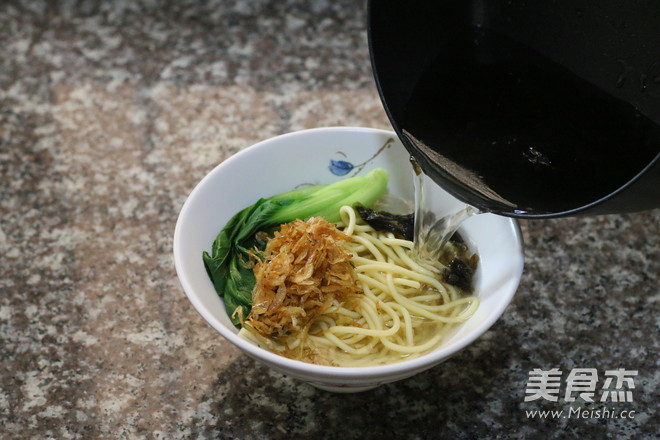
(174, 127, 524, 392)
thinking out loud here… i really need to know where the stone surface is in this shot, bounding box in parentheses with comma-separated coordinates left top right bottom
(1, 1, 657, 439)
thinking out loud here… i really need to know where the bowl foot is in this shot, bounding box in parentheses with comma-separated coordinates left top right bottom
(307, 381, 381, 393)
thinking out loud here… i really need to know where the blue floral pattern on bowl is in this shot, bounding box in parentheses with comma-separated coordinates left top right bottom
(328, 160, 354, 175)
(328, 137, 395, 176)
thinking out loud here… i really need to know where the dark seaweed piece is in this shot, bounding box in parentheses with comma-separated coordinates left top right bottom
(354, 203, 414, 240)
(443, 256, 478, 293)
(449, 231, 465, 245)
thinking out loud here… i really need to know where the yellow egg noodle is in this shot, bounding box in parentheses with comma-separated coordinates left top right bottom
(239, 205, 479, 367)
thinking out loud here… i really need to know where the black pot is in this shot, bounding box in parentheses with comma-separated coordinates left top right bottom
(368, 0, 660, 218)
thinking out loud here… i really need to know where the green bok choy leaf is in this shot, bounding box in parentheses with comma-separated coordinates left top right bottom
(203, 168, 389, 325)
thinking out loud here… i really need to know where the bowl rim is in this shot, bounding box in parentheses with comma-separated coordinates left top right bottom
(173, 126, 524, 378)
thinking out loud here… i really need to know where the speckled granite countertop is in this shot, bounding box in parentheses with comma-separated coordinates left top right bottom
(1, 1, 658, 439)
